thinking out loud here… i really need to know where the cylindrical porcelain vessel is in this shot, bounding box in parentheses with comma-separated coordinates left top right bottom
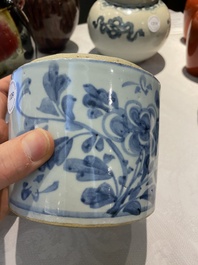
(87, 0, 171, 63)
(8, 53, 160, 227)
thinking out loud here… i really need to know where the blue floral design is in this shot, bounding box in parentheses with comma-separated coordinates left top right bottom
(15, 61, 159, 218)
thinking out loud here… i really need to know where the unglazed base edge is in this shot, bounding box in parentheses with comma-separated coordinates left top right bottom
(9, 204, 154, 228)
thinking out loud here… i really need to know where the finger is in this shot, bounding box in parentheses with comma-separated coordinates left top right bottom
(0, 119, 8, 144)
(0, 128, 54, 190)
(0, 75, 10, 119)
(0, 187, 9, 220)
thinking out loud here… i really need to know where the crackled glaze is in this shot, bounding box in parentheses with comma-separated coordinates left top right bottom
(8, 53, 160, 226)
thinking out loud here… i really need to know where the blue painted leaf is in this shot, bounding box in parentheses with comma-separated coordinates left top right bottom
(37, 97, 59, 116)
(140, 75, 147, 88)
(83, 84, 98, 97)
(39, 137, 72, 171)
(81, 182, 116, 208)
(39, 156, 55, 172)
(147, 84, 152, 91)
(139, 185, 155, 203)
(83, 94, 109, 112)
(95, 137, 104, 151)
(64, 156, 114, 181)
(110, 91, 119, 109)
(46, 61, 59, 84)
(40, 181, 59, 193)
(103, 154, 115, 163)
(141, 154, 150, 181)
(97, 88, 109, 105)
(43, 62, 70, 103)
(23, 117, 35, 130)
(61, 95, 76, 120)
(21, 186, 31, 200)
(55, 74, 71, 103)
(83, 156, 112, 173)
(118, 176, 127, 186)
(98, 89, 119, 109)
(82, 134, 97, 153)
(43, 73, 58, 102)
(53, 137, 73, 166)
(20, 78, 31, 96)
(135, 86, 141, 93)
(123, 200, 141, 215)
(87, 108, 103, 119)
(24, 117, 48, 130)
(33, 174, 44, 183)
(122, 81, 138, 87)
(129, 186, 142, 200)
(23, 182, 28, 188)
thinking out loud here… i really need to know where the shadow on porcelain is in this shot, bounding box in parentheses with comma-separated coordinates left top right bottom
(9, 217, 146, 265)
(182, 67, 198, 83)
(89, 48, 166, 75)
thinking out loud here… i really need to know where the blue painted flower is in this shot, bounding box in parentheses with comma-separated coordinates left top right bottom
(103, 100, 158, 157)
(126, 101, 158, 157)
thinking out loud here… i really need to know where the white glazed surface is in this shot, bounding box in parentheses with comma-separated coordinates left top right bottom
(87, 0, 171, 63)
(8, 53, 160, 227)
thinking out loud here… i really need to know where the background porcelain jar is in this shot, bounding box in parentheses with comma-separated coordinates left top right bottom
(87, 0, 171, 63)
(106, 0, 159, 7)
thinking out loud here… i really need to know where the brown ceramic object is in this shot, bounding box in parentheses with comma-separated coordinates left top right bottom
(23, 0, 80, 54)
(183, 0, 198, 40)
(186, 10, 198, 77)
(0, 0, 36, 78)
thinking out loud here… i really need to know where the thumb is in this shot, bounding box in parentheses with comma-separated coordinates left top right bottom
(0, 128, 54, 190)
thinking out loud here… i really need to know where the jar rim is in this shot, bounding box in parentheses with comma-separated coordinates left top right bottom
(105, 0, 159, 8)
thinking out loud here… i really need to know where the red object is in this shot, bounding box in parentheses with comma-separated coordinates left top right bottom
(186, 10, 198, 77)
(183, 0, 198, 40)
(0, 20, 19, 61)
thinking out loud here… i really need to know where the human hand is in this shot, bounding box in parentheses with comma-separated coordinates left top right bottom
(0, 75, 54, 220)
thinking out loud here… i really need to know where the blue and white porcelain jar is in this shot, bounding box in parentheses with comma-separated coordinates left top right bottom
(88, 0, 171, 63)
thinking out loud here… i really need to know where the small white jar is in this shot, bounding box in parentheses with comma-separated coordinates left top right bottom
(87, 0, 171, 63)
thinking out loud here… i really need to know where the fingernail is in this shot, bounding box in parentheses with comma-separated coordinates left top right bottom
(22, 129, 52, 162)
